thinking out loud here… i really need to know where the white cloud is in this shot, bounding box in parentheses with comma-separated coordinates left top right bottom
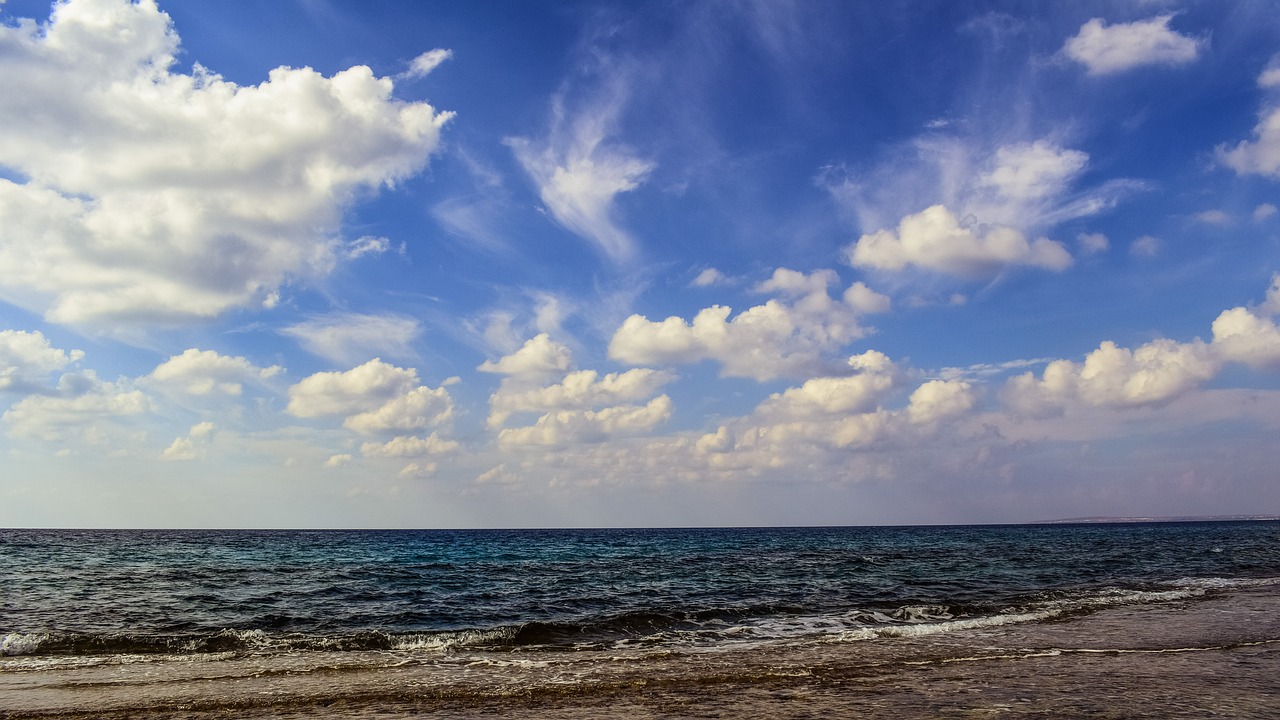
(477, 333, 573, 378)
(402, 48, 452, 79)
(978, 141, 1087, 203)
(498, 395, 673, 447)
(0, 0, 451, 329)
(843, 282, 892, 314)
(754, 351, 899, 419)
(846, 204, 1072, 277)
(0, 330, 84, 393)
(1194, 210, 1230, 225)
(286, 358, 453, 435)
(691, 268, 727, 287)
(1131, 235, 1160, 257)
(1255, 204, 1278, 222)
(508, 81, 654, 263)
(282, 313, 421, 365)
(1003, 339, 1219, 416)
(325, 453, 353, 468)
(1211, 307, 1280, 369)
(906, 380, 976, 424)
(488, 367, 675, 428)
(1219, 107, 1280, 178)
(344, 235, 394, 259)
(149, 348, 282, 396)
(3, 371, 151, 442)
(161, 421, 215, 461)
(1077, 232, 1110, 255)
(360, 432, 460, 458)
(1063, 16, 1201, 76)
(608, 269, 877, 380)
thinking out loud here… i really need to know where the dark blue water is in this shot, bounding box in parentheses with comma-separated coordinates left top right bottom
(3, 522, 1278, 658)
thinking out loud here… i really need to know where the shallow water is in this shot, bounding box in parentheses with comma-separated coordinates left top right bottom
(3, 523, 1279, 717)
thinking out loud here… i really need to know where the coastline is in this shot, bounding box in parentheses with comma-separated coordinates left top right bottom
(5, 585, 1278, 719)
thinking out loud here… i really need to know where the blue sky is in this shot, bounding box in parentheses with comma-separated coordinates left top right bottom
(2, 0, 1280, 528)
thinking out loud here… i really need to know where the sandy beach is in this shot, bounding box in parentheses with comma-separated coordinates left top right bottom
(5, 585, 1277, 719)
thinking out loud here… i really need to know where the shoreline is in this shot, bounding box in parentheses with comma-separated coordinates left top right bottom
(5, 586, 1278, 719)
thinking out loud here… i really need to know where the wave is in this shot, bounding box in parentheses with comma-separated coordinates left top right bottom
(4, 575, 1273, 660)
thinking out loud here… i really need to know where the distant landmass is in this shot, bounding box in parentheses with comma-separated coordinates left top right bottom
(1042, 515, 1280, 524)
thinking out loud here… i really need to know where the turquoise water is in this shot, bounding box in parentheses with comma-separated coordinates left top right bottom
(4, 522, 1278, 658)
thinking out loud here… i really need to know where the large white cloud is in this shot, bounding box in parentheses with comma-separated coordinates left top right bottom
(286, 359, 453, 435)
(846, 204, 1072, 277)
(1062, 16, 1201, 76)
(149, 348, 282, 396)
(0, 330, 84, 393)
(608, 269, 886, 380)
(0, 0, 450, 329)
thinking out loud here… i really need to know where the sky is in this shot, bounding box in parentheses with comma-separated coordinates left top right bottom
(2, 0, 1280, 528)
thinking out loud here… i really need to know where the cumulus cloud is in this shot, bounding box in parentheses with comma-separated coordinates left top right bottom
(692, 355, 976, 466)
(1003, 339, 1219, 416)
(149, 348, 282, 396)
(1211, 306, 1280, 369)
(497, 395, 673, 447)
(0, 330, 84, 393)
(691, 268, 727, 287)
(360, 432, 460, 458)
(1063, 16, 1201, 76)
(1219, 109, 1280, 178)
(608, 269, 882, 380)
(286, 359, 453, 435)
(3, 371, 151, 442)
(1255, 204, 1278, 222)
(0, 0, 450, 329)
(754, 350, 899, 419)
(507, 78, 654, 263)
(161, 421, 215, 461)
(488, 367, 675, 428)
(846, 204, 1072, 277)
(282, 313, 421, 365)
(477, 333, 573, 378)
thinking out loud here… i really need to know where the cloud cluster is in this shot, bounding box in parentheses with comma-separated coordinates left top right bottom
(1004, 280, 1280, 416)
(286, 359, 453, 435)
(833, 139, 1128, 280)
(609, 269, 888, 380)
(0, 0, 450, 329)
(1062, 16, 1201, 76)
(480, 333, 675, 448)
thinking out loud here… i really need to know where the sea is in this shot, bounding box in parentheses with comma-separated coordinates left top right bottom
(3, 522, 1279, 718)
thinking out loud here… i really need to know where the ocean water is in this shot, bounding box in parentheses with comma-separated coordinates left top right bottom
(3, 522, 1279, 718)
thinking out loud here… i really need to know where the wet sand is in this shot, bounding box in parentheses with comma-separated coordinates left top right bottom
(4, 587, 1278, 719)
